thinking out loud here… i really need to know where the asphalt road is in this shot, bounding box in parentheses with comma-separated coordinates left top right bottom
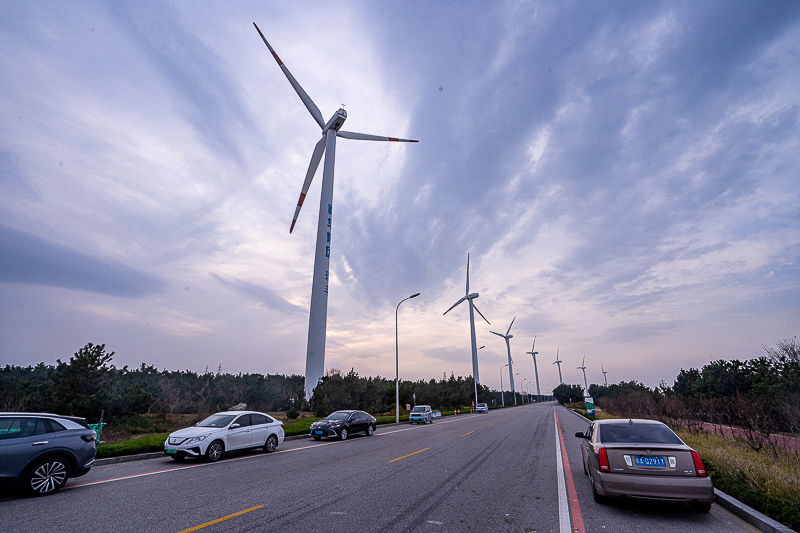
(1, 403, 761, 533)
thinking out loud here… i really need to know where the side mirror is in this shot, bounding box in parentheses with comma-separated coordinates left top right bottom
(230, 423, 241, 429)
(575, 432, 586, 439)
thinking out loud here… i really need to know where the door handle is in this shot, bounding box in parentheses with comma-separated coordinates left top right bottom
(33, 441, 49, 446)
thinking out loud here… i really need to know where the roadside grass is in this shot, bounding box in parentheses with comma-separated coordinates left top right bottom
(96, 433, 169, 459)
(676, 429, 800, 530)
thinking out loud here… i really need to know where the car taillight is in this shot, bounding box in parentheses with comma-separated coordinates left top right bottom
(691, 450, 707, 477)
(598, 447, 610, 472)
(281, 423, 285, 429)
(81, 434, 96, 443)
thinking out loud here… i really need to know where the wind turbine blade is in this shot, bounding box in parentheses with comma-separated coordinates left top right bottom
(531, 336, 536, 351)
(506, 316, 516, 336)
(466, 254, 470, 294)
(472, 302, 490, 324)
(253, 22, 325, 129)
(337, 131, 418, 142)
(290, 136, 326, 233)
(490, 331, 504, 337)
(443, 297, 467, 315)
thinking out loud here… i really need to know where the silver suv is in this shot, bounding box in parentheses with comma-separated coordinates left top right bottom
(409, 405, 433, 424)
(0, 412, 97, 496)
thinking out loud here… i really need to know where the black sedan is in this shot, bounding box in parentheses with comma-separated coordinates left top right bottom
(309, 410, 376, 441)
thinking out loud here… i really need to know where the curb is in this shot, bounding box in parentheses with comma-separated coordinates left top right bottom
(714, 489, 797, 533)
(560, 406, 796, 533)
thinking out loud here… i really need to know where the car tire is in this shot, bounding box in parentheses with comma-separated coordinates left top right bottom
(366, 425, 374, 436)
(24, 457, 70, 496)
(264, 434, 278, 453)
(340, 428, 348, 441)
(205, 440, 224, 462)
(591, 479, 607, 504)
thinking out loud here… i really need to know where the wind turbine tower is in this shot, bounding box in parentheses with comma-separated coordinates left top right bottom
(444, 254, 490, 406)
(553, 348, 563, 385)
(254, 23, 418, 399)
(578, 355, 588, 393)
(491, 317, 517, 405)
(526, 336, 540, 401)
(602, 363, 608, 387)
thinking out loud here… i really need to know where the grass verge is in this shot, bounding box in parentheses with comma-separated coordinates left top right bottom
(676, 429, 800, 530)
(96, 433, 169, 459)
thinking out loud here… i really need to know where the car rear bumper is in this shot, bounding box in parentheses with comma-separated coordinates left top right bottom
(594, 471, 715, 503)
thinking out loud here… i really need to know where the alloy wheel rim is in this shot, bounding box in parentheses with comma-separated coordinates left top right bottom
(267, 436, 277, 452)
(31, 461, 67, 494)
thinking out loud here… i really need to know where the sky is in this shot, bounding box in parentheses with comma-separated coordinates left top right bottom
(1, 1, 799, 397)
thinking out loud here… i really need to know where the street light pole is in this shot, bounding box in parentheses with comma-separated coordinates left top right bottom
(396, 292, 420, 424)
(500, 363, 508, 407)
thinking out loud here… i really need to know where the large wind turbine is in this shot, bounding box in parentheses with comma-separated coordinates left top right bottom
(444, 254, 490, 406)
(577, 355, 588, 393)
(602, 363, 608, 386)
(553, 348, 563, 385)
(526, 336, 540, 401)
(491, 317, 517, 405)
(254, 23, 418, 399)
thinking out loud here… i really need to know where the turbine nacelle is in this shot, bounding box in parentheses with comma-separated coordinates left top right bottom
(324, 109, 347, 132)
(466, 292, 479, 299)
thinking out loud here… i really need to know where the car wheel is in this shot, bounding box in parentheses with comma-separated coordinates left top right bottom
(366, 424, 374, 436)
(313, 436, 322, 441)
(340, 427, 348, 441)
(205, 440, 224, 462)
(591, 478, 607, 504)
(24, 457, 70, 496)
(264, 434, 278, 453)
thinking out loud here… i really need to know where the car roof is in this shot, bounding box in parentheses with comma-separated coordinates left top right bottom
(210, 411, 267, 416)
(595, 418, 666, 425)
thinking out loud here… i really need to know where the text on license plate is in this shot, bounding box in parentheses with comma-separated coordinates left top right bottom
(314, 430, 323, 435)
(634, 456, 665, 467)
(165, 448, 177, 454)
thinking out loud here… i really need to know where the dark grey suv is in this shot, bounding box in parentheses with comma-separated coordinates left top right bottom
(0, 412, 97, 496)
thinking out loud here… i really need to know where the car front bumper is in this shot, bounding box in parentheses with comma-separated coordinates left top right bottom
(594, 471, 715, 503)
(309, 427, 341, 438)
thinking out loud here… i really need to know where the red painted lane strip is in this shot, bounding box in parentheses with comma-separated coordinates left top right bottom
(556, 412, 585, 533)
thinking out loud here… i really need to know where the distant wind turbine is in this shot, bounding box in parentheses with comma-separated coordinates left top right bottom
(491, 317, 517, 405)
(602, 363, 608, 387)
(444, 254, 490, 406)
(577, 355, 588, 393)
(254, 23, 418, 399)
(526, 336, 540, 401)
(553, 348, 563, 385)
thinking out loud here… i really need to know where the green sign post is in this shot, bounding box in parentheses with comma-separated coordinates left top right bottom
(584, 396, 595, 417)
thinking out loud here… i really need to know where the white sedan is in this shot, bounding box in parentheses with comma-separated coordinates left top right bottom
(164, 411, 284, 462)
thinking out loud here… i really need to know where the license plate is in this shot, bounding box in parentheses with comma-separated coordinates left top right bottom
(165, 448, 177, 455)
(314, 430, 323, 435)
(634, 455, 665, 467)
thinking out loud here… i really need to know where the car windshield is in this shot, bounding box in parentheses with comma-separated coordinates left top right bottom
(600, 423, 683, 444)
(196, 414, 237, 428)
(325, 412, 350, 420)
(411, 407, 426, 413)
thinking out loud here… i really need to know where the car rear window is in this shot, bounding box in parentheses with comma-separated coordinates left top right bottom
(599, 423, 683, 444)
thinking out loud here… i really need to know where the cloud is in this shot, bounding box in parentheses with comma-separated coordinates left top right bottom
(211, 273, 304, 315)
(0, 224, 162, 297)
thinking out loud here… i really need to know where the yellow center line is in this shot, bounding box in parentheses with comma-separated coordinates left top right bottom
(488, 422, 496, 426)
(459, 431, 475, 437)
(176, 505, 264, 533)
(389, 448, 429, 463)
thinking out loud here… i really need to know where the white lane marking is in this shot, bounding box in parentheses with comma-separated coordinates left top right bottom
(554, 408, 571, 533)
(68, 415, 486, 490)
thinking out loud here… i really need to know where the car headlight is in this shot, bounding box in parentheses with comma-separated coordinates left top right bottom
(186, 433, 212, 444)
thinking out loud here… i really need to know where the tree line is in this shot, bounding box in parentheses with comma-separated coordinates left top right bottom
(555, 337, 800, 453)
(0, 343, 530, 422)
